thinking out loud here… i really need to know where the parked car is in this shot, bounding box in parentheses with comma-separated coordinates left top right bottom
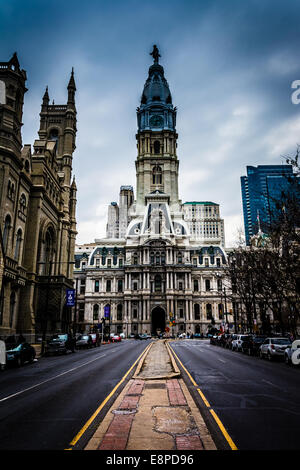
(111, 334, 122, 342)
(232, 334, 252, 352)
(90, 333, 101, 347)
(259, 337, 292, 361)
(210, 335, 219, 345)
(129, 333, 136, 338)
(241, 335, 267, 356)
(226, 334, 238, 350)
(135, 333, 147, 340)
(119, 333, 125, 339)
(284, 340, 300, 366)
(218, 333, 231, 347)
(45, 334, 75, 355)
(6, 342, 36, 367)
(76, 334, 93, 349)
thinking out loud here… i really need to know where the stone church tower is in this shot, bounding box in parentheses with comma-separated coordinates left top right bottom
(0, 53, 77, 341)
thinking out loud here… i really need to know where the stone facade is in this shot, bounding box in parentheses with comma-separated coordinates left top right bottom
(74, 49, 233, 337)
(0, 54, 77, 341)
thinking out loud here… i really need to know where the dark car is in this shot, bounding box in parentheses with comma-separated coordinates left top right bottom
(45, 334, 75, 355)
(135, 333, 147, 340)
(76, 334, 93, 349)
(241, 335, 267, 356)
(219, 333, 231, 347)
(6, 342, 36, 367)
(226, 334, 238, 350)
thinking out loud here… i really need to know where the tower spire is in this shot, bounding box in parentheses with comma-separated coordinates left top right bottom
(67, 68, 76, 106)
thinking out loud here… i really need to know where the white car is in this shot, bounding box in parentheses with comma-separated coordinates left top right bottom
(259, 337, 292, 361)
(231, 334, 251, 352)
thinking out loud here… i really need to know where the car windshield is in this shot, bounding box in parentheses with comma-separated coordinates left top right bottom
(10, 344, 23, 351)
(79, 336, 89, 340)
(254, 337, 265, 343)
(51, 335, 67, 342)
(271, 338, 291, 345)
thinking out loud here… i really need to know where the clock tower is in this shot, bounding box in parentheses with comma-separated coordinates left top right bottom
(135, 46, 180, 213)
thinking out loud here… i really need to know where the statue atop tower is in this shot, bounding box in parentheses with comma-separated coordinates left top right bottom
(150, 45, 161, 64)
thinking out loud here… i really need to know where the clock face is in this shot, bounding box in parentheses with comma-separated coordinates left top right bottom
(149, 115, 164, 128)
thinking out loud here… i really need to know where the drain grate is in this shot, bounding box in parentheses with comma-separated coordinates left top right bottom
(144, 383, 166, 389)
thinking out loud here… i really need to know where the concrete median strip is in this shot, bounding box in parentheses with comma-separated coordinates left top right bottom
(84, 340, 217, 451)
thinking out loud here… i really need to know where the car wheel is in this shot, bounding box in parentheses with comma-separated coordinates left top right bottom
(259, 350, 264, 359)
(285, 355, 290, 365)
(16, 357, 23, 367)
(267, 352, 272, 361)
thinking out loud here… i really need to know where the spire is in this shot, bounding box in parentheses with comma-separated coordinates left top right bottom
(68, 67, 76, 91)
(67, 68, 76, 106)
(42, 86, 49, 105)
(71, 175, 77, 191)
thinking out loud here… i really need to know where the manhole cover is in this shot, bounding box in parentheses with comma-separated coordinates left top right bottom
(144, 383, 166, 389)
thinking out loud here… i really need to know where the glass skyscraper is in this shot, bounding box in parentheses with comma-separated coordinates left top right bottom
(241, 165, 298, 245)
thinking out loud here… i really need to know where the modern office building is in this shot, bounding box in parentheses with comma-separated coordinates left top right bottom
(241, 164, 298, 245)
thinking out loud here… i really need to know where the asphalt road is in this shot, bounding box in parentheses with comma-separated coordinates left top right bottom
(0, 339, 149, 450)
(170, 339, 300, 450)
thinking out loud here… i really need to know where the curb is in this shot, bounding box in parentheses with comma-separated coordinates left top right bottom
(133, 342, 154, 378)
(133, 339, 181, 381)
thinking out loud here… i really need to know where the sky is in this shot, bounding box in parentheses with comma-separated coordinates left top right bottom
(1, 0, 300, 247)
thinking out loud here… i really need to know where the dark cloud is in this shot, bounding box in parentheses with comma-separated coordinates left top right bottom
(1, 0, 300, 244)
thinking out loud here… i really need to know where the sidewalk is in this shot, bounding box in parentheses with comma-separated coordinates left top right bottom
(85, 340, 217, 451)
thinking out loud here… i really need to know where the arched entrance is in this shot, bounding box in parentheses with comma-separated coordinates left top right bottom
(151, 306, 165, 335)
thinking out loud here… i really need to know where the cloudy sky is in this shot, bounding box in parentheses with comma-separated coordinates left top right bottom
(1, 0, 300, 247)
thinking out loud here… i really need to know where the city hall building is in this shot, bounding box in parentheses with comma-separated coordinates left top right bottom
(74, 47, 232, 337)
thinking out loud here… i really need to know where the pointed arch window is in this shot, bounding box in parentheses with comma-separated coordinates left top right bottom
(14, 229, 23, 263)
(152, 165, 162, 185)
(3, 215, 12, 254)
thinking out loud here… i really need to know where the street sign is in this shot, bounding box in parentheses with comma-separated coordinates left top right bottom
(66, 289, 75, 307)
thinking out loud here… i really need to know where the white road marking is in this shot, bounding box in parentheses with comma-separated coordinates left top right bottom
(0, 353, 107, 403)
(218, 359, 226, 363)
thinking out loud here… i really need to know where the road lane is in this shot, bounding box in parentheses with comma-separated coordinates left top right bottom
(0, 339, 149, 450)
(170, 339, 300, 450)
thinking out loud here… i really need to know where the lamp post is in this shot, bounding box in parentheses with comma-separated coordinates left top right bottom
(223, 287, 229, 333)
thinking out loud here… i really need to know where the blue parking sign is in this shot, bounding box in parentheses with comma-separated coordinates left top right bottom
(66, 289, 75, 307)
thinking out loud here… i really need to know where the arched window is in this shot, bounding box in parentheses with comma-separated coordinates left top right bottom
(93, 304, 99, 322)
(14, 229, 22, 263)
(117, 304, 123, 321)
(20, 194, 26, 214)
(42, 227, 55, 275)
(206, 304, 212, 320)
(49, 128, 59, 142)
(194, 304, 200, 320)
(152, 165, 162, 185)
(154, 140, 160, 154)
(3, 215, 11, 254)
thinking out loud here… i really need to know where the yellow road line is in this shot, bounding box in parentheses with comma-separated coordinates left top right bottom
(168, 343, 238, 451)
(68, 342, 152, 449)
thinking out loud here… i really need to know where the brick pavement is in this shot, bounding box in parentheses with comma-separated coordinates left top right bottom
(85, 340, 217, 451)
